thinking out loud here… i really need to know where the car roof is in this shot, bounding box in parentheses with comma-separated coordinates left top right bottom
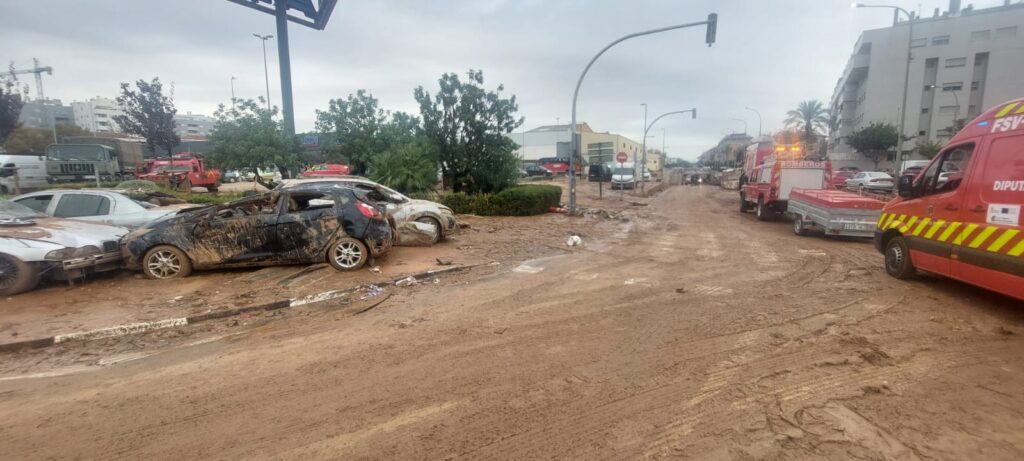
(279, 176, 375, 189)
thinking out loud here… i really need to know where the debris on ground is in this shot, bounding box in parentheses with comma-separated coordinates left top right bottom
(458, 222, 471, 229)
(675, 287, 687, 293)
(369, 266, 382, 274)
(566, 235, 583, 247)
(359, 284, 385, 300)
(436, 258, 453, 266)
(396, 276, 418, 287)
(355, 293, 391, 314)
(628, 201, 648, 207)
(396, 221, 440, 246)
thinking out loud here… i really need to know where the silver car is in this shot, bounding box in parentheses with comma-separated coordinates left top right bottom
(845, 171, 895, 191)
(279, 177, 457, 245)
(0, 200, 127, 295)
(12, 189, 178, 229)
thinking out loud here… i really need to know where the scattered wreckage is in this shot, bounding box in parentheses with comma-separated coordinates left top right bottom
(0, 200, 127, 296)
(122, 183, 394, 279)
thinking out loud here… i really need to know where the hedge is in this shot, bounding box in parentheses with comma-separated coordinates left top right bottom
(441, 185, 562, 216)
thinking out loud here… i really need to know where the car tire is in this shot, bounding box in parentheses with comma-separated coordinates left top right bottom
(207, 186, 219, 193)
(884, 236, 915, 279)
(327, 237, 369, 271)
(756, 198, 770, 221)
(142, 245, 193, 280)
(0, 254, 40, 296)
(415, 216, 443, 244)
(793, 214, 808, 236)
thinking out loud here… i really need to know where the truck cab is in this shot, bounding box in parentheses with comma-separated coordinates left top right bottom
(875, 97, 1024, 301)
(740, 140, 831, 221)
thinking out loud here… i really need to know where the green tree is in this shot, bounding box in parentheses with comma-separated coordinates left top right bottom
(1, 64, 27, 144)
(4, 123, 92, 153)
(314, 90, 387, 175)
(913, 139, 943, 160)
(368, 141, 438, 193)
(784, 100, 829, 143)
(113, 78, 180, 156)
(415, 69, 523, 193)
(207, 98, 303, 174)
(847, 121, 899, 170)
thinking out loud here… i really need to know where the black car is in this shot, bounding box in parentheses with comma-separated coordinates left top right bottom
(122, 184, 393, 279)
(524, 164, 553, 177)
(588, 164, 611, 182)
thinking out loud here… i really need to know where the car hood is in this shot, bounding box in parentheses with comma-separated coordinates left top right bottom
(0, 217, 128, 247)
(612, 174, 635, 181)
(403, 198, 451, 214)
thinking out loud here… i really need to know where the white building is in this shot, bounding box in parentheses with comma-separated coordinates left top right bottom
(72, 97, 123, 133)
(507, 122, 647, 165)
(828, 0, 1024, 169)
(174, 112, 216, 138)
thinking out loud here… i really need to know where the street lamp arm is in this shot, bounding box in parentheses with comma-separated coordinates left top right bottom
(853, 3, 910, 18)
(644, 109, 697, 139)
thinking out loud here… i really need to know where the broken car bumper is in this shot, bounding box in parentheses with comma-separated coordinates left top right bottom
(60, 251, 123, 270)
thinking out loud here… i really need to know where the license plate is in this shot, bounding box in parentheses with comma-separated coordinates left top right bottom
(843, 223, 870, 230)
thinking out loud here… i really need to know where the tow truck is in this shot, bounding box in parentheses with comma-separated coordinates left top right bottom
(136, 154, 221, 192)
(739, 140, 831, 220)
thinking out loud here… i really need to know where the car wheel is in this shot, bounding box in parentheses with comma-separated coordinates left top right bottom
(884, 236, 915, 279)
(0, 254, 40, 296)
(756, 198, 770, 221)
(793, 214, 808, 236)
(143, 245, 193, 280)
(415, 216, 442, 244)
(328, 237, 369, 271)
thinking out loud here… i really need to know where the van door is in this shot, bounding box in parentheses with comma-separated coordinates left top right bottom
(952, 133, 1024, 298)
(902, 142, 978, 276)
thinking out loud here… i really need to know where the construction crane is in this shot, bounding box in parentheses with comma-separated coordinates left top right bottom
(0, 58, 53, 101)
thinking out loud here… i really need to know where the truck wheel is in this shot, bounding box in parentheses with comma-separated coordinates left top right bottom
(142, 245, 193, 279)
(0, 254, 40, 296)
(884, 236, 915, 279)
(207, 186, 219, 193)
(793, 214, 808, 236)
(756, 198, 770, 221)
(327, 237, 369, 271)
(739, 193, 750, 213)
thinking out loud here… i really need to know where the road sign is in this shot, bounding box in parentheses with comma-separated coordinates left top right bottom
(616, 152, 628, 163)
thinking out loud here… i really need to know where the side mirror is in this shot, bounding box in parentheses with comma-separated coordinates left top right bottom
(897, 175, 915, 198)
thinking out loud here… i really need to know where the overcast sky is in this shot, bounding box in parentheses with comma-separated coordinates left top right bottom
(1, 0, 1003, 160)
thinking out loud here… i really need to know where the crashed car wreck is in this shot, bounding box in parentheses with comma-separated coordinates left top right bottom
(122, 184, 394, 279)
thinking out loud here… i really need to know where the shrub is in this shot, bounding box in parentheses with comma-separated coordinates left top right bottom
(439, 185, 561, 216)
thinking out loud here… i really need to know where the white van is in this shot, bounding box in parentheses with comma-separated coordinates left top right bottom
(0, 154, 48, 194)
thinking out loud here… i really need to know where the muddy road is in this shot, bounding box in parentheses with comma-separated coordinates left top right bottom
(2, 184, 1022, 460)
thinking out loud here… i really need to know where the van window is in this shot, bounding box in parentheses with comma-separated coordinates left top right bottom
(15, 195, 53, 212)
(979, 135, 1024, 205)
(54, 194, 111, 218)
(920, 143, 974, 195)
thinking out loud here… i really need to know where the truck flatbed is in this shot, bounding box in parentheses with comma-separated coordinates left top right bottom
(788, 188, 885, 238)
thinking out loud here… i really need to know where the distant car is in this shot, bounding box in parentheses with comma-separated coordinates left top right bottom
(900, 165, 926, 178)
(122, 184, 393, 279)
(587, 164, 611, 182)
(838, 166, 861, 174)
(0, 200, 127, 295)
(12, 189, 177, 229)
(301, 163, 350, 178)
(524, 164, 553, 178)
(833, 170, 856, 189)
(846, 171, 895, 191)
(642, 169, 653, 182)
(223, 170, 241, 183)
(279, 176, 457, 246)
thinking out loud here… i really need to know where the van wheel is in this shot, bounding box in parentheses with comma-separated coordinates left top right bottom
(0, 255, 40, 296)
(143, 245, 193, 279)
(328, 237, 369, 271)
(793, 215, 808, 236)
(884, 236, 915, 279)
(756, 198, 770, 221)
(739, 193, 750, 213)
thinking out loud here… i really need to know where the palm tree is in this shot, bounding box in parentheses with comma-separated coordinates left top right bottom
(784, 100, 829, 143)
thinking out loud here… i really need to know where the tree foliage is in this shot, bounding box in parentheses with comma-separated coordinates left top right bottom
(368, 141, 438, 193)
(914, 139, 943, 160)
(314, 90, 387, 175)
(208, 98, 303, 172)
(784, 100, 829, 142)
(3, 123, 89, 153)
(113, 78, 180, 156)
(0, 64, 27, 144)
(415, 69, 523, 193)
(847, 121, 899, 169)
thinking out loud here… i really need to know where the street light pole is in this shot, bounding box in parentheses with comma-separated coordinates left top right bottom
(568, 13, 718, 214)
(732, 117, 748, 134)
(853, 3, 913, 160)
(643, 108, 697, 185)
(745, 106, 762, 136)
(640, 103, 648, 193)
(230, 76, 237, 109)
(253, 34, 274, 111)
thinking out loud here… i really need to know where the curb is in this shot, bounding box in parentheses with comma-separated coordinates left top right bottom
(0, 264, 483, 353)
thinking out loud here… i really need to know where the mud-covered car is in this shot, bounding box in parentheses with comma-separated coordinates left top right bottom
(1, 200, 127, 295)
(122, 184, 393, 279)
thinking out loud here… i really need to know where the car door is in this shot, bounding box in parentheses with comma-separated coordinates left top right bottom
(275, 191, 344, 262)
(191, 195, 283, 266)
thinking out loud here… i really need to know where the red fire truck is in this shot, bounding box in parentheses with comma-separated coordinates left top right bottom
(739, 140, 831, 220)
(136, 154, 221, 192)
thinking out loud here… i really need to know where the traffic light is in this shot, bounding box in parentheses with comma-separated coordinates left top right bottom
(705, 13, 718, 47)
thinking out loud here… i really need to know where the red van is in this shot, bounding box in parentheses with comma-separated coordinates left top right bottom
(875, 98, 1024, 301)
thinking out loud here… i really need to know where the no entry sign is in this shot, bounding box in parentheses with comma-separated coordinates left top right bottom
(616, 152, 628, 163)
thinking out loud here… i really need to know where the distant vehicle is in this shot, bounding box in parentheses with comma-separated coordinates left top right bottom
(833, 170, 856, 189)
(611, 162, 636, 190)
(11, 189, 177, 229)
(122, 184, 394, 279)
(899, 160, 931, 176)
(642, 169, 653, 182)
(223, 170, 241, 183)
(845, 171, 895, 191)
(588, 164, 611, 182)
(739, 141, 831, 220)
(257, 166, 282, 183)
(45, 139, 145, 182)
(900, 165, 926, 178)
(136, 154, 221, 192)
(524, 164, 553, 178)
(0, 200, 127, 296)
(536, 157, 571, 175)
(0, 154, 47, 194)
(838, 166, 862, 174)
(301, 163, 350, 177)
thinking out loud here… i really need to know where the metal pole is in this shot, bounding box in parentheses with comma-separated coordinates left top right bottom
(254, 34, 274, 111)
(642, 109, 697, 184)
(732, 118, 747, 134)
(230, 76, 237, 108)
(640, 103, 648, 194)
(569, 15, 717, 214)
(275, 0, 296, 135)
(745, 106, 762, 136)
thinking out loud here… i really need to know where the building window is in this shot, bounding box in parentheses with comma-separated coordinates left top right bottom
(910, 38, 927, 48)
(945, 57, 966, 68)
(921, 108, 929, 114)
(968, 105, 977, 116)
(995, 26, 1018, 39)
(931, 35, 950, 46)
(919, 130, 927, 136)
(925, 58, 938, 68)
(970, 30, 990, 42)
(938, 105, 959, 115)
(941, 82, 963, 91)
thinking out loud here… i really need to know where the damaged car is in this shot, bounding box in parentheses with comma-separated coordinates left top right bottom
(122, 184, 393, 279)
(1, 200, 127, 296)
(279, 177, 457, 246)
(12, 189, 178, 229)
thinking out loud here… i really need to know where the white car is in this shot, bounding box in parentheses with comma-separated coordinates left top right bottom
(278, 177, 457, 245)
(1, 200, 127, 296)
(845, 171, 895, 191)
(12, 189, 177, 229)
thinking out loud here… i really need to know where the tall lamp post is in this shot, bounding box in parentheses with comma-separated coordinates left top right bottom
(230, 76, 237, 109)
(568, 13, 718, 214)
(253, 34, 274, 111)
(731, 117, 748, 134)
(745, 106, 762, 136)
(853, 3, 914, 158)
(641, 108, 697, 193)
(640, 103, 648, 193)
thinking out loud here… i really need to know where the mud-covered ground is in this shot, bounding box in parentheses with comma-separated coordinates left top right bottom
(1, 182, 1022, 460)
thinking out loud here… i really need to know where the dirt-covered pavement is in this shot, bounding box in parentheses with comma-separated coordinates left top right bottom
(2, 184, 1022, 460)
